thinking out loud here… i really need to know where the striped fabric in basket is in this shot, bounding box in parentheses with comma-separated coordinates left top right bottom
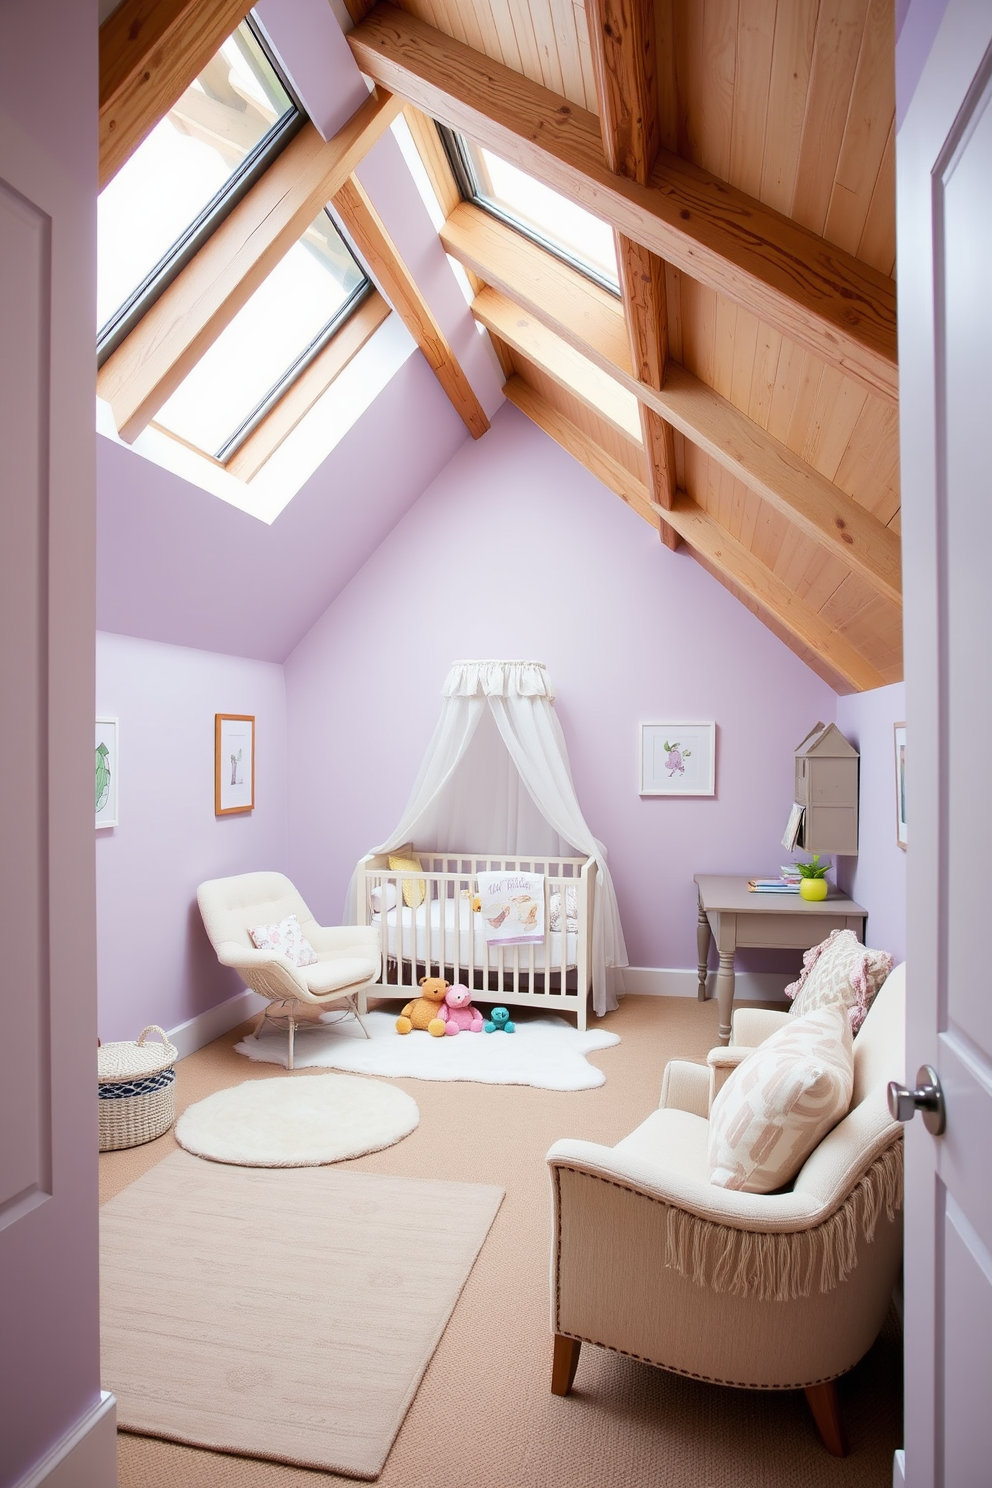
(98, 1026, 178, 1151)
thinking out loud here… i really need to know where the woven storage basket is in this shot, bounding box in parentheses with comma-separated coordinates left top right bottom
(98, 1025, 178, 1152)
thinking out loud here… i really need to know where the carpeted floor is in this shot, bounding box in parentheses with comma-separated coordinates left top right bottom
(101, 993, 903, 1487)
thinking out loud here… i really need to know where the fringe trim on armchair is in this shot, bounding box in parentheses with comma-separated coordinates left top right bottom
(664, 1139, 903, 1301)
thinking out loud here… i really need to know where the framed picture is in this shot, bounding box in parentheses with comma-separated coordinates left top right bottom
(215, 714, 255, 815)
(640, 722, 716, 797)
(894, 722, 907, 850)
(95, 717, 119, 829)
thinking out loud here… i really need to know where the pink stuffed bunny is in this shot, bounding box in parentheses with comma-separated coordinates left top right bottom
(442, 983, 484, 1035)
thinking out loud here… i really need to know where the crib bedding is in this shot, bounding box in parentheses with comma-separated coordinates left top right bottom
(373, 896, 579, 970)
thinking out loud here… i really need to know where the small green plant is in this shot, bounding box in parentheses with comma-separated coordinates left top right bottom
(797, 853, 831, 879)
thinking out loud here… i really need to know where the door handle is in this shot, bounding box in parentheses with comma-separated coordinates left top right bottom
(887, 1065, 946, 1136)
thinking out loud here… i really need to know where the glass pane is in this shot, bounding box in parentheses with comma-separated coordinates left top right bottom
(464, 141, 618, 289)
(155, 211, 367, 456)
(97, 21, 294, 334)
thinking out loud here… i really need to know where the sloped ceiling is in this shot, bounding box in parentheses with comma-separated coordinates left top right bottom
(342, 0, 902, 693)
(97, 351, 468, 660)
(95, 0, 500, 660)
(97, 0, 901, 690)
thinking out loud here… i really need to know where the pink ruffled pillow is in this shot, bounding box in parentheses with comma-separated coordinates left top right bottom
(785, 928, 892, 1033)
(248, 913, 318, 968)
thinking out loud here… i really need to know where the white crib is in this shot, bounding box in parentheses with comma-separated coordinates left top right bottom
(354, 851, 596, 1030)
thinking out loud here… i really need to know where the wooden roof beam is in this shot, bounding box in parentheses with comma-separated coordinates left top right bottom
(585, 0, 678, 550)
(444, 207, 900, 606)
(505, 377, 885, 694)
(100, 0, 254, 190)
(479, 297, 642, 444)
(349, 3, 897, 404)
(504, 376, 658, 532)
(332, 175, 489, 438)
(98, 88, 403, 444)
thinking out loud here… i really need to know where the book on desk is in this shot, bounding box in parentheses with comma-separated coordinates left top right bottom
(748, 869, 802, 894)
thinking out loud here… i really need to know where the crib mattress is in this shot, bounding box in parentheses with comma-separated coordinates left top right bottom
(373, 898, 579, 971)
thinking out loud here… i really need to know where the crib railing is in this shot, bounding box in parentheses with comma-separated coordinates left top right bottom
(354, 851, 595, 1029)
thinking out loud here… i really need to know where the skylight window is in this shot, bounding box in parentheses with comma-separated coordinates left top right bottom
(440, 128, 619, 294)
(97, 17, 301, 355)
(154, 209, 369, 460)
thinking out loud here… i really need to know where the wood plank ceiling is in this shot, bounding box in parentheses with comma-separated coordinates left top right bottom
(345, 0, 901, 693)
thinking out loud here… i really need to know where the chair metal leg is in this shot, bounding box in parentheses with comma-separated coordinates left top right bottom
(551, 1335, 581, 1396)
(351, 995, 371, 1039)
(805, 1380, 847, 1456)
(252, 1008, 268, 1041)
(287, 1017, 295, 1071)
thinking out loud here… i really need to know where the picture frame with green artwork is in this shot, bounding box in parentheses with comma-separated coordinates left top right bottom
(95, 717, 119, 829)
(215, 714, 255, 816)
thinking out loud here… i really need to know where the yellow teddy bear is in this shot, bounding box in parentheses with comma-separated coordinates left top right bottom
(396, 976, 449, 1037)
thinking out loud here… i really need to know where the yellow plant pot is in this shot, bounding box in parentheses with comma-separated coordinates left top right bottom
(799, 877, 828, 902)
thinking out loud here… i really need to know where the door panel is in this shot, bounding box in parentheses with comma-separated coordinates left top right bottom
(0, 177, 52, 1225)
(898, 4, 992, 1484)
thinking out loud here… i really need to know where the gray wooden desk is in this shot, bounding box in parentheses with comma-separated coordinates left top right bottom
(694, 874, 868, 1044)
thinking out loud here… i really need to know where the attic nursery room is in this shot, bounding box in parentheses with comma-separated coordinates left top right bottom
(4, 0, 990, 1485)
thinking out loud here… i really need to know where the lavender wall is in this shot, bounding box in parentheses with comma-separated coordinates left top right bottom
(836, 681, 907, 962)
(97, 353, 468, 662)
(284, 404, 838, 973)
(96, 633, 288, 1041)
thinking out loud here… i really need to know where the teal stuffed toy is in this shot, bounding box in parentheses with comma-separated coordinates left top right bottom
(484, 1006, 515, 1033)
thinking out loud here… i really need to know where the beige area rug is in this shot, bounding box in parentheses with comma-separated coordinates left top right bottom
(174, 1074, 419, 1166)
(104, 995, 902, 1488)
(101, 1150, 503, 1479)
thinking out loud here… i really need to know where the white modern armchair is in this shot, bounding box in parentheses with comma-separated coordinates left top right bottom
(546, 965, 906, 1455)
(197, 871, 381, 1069)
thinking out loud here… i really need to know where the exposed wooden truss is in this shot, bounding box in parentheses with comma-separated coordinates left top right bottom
(99, 0, 253, 188)
(97, 2, 492, 476)
(586, 0, 678, 549)
(99, 0, 901, 689)
(355, 0, 902, 689)
(446, 208, 900, 606)
(99, 91, 403, 442)
(348, 3, 898, 403)
(333, 175, 490, 438)
(505, 377, 887, 695)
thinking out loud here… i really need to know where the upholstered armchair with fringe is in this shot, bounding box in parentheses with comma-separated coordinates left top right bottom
(197, 871, 381, 1069)
(546, 965, 905, 1456)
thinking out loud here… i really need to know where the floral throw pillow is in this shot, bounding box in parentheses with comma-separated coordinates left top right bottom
(708, 1004, 854, 1193)
(249, 913, 318, 967)
(785, 928, 893, 1033)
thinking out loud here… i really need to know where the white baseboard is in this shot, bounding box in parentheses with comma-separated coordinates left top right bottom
(16, 1391, 117, 1488)
(892, 1448, 905, 1487)
(622, 967, 789, 1003)
(167, 987, 266, 1060)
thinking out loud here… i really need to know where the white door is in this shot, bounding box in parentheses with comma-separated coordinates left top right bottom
(898, 4, 992, 1484)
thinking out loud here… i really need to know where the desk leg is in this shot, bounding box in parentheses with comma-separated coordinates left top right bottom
(696, 902, 711, 1001)
(715, 953, 735, 1045)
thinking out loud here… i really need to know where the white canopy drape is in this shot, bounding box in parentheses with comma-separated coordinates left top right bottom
(348, 661, 627, 1015)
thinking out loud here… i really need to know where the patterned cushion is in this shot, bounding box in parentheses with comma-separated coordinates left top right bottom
(549, 885, 578, 932)
(388, 851, 426, 909)
(785, 928, 893, 1032)
(708, 1004, 853, 1193)
(248, 913, 318, 967)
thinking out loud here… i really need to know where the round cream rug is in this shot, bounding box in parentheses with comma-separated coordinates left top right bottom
(175, 1074, 419, 1167)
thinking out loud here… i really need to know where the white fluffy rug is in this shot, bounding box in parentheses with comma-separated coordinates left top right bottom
(235, 1010, 620, 1091)
(175, 1073, 419, 1166)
